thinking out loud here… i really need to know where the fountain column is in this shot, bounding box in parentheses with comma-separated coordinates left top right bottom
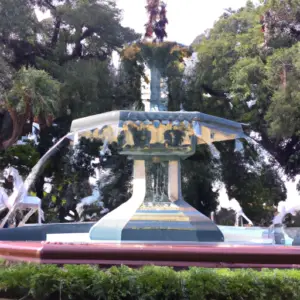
(168, 160, 182, 202)
(148, 66, 184, 205)
(150, 66, 161, 111)
(87, 39, 225, 242)
(88, 0, 225, 242)
(120, 63, 224, 243)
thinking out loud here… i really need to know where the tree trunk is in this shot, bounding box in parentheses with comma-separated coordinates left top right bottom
(34, 112, 53, 201)
(35, 176, 45, 200)
(1, 109, 25, 149)
(281, 65, 287, 89)
(1, 98, 31, 150)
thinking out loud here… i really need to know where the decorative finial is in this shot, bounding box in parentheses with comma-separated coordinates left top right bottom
(145, 0, 168, 42)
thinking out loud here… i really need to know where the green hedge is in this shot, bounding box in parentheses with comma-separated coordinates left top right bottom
(0, 262, 300, 299)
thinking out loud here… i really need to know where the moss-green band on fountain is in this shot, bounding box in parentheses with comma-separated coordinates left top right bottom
(70, 110, 245, 160)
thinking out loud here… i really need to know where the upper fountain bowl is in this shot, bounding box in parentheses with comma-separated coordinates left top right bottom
(71, 110, 245, 160)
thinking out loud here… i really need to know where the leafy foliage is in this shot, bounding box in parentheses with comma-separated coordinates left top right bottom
(26, 136, 133, 222)
(265, 43, 300, 140)
(0, 263, 300, 299)
(44, 137, 104, 218)
(0, 144, 39, 176)
(0, 0, 139, 222)
(174, 0, 300, 222)
(7, 67, 60, 116)
(59, 59, 115, 118)
(121, 42, 192, 75)
(182, 146, 220, 215)
(0, 0, 140, 148)
(219, 141, 286, 225)
(190, 0, 300, 179)
(99, 143, 133, 211)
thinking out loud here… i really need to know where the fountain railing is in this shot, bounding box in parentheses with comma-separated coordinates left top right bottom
(0, 240, 299, 269)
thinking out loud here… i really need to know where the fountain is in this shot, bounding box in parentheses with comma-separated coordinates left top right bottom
(0, 108, 248, 243)
(68, 109, 246, 243)
(0, 0, 247, 244)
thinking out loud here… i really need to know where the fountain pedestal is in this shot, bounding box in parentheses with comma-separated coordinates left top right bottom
(121, 160, 224, 242)
(70, 110, 245, 243)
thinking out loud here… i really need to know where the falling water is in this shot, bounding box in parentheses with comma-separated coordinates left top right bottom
(145, 161, 168, 204)
(11, 133, 73, 207)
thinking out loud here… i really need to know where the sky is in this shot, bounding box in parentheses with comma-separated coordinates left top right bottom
(37, 0, 251, 45)
(37, 1, 252, 65)
(35, 1, 300, 208)
(115, 0, 250, 45)
(112, 0, 251, 65)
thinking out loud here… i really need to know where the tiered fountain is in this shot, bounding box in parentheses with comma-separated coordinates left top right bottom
(0, 0, 299, 268)
(66, 109, 245, 243)
(43, 0, 246, 244)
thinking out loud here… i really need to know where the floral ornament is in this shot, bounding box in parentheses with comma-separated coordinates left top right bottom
(145, 1, 168, 42)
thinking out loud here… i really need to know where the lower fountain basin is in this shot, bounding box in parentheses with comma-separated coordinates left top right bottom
(0, 222, 95, 241)
(0, 222, 290, 245)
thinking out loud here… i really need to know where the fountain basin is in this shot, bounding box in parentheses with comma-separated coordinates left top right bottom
(46, 225, 294, 245)
(0, 222, 282, 244)
(0, 222, 95, 241)
(71, 110, 245, 159)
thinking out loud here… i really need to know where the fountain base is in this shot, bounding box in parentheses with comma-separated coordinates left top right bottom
(88, 160, 224, 243)
(122, 200, 224, 242)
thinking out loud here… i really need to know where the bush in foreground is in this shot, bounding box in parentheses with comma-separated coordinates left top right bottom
(0, 263, 300, 299)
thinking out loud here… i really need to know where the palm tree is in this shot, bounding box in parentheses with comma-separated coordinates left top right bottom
(1, 67, 60, 149)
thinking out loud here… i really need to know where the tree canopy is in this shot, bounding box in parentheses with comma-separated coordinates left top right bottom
(0, 0, 140, 149)
(0, 0, 140, 222)
(181, 0, 300, 223)
(190, 0, 300, 178)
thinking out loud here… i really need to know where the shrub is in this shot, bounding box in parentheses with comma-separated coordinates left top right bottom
(0, 263, 300, 299)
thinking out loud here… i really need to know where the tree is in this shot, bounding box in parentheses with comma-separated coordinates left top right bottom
(0, 144, 39, 176)
(182, 146, 221, 216)
(1, 67, 60, 149)
(218, 141, 286, 224)
(0, 0, 142, 224)
(179, 0, 297, 222)
(59, 59, 116, 118)
(34, 137, 133, 222)
(262, 0, 300, 48)
(0, 0, 140, 150)
(41, 137, 104, 222)
(100, 144, 133, 211)
(0, 0, 139, 69)
(190, 0, 300, 180)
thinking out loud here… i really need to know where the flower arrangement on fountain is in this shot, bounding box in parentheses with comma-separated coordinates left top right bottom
(121, 41, 192, 112)
(121, 42, 192, 76)
(145, 0, 168, 42)
(121, 0, 192, 83)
